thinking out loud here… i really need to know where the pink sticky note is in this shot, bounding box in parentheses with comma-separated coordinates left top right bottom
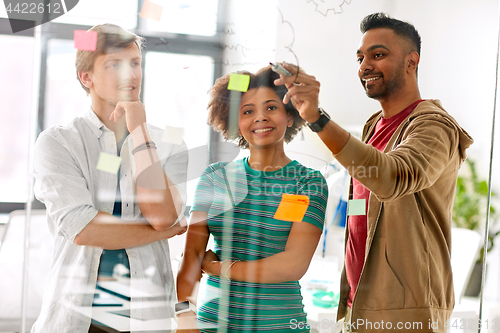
(74, 30, 98, 51)
(140, 0, 164, 21)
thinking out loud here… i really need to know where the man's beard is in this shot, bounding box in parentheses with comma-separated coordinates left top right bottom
(365, 61, 406, 100)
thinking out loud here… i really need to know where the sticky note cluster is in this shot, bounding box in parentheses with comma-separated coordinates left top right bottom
(228, 73, 250, 92)
(140, 0, 164, 22)
(274, 193, 310, 222)
(96, 152, 122, 174)
(74, 30, 98, 51)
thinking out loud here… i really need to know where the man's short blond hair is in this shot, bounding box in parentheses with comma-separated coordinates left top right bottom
(75, 24, 145, 94)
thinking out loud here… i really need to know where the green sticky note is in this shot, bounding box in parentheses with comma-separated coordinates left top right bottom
(96, 152, 122, 174)
(163, 125, 184, 145)
(227, 73, 250, 92)
(348, 199, 366, 216)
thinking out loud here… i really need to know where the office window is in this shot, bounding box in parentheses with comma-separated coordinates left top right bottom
(146, 0, 218, 36)
(44, 39, 90, 129)
(0, 35, 35, 203)
(143, 52, 215, 206)
(143, 51, 214, 149)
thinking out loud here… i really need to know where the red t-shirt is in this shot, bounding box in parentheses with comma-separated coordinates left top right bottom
(346, 100, 424, 307)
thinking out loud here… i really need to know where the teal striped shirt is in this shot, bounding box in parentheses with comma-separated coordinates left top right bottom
(191, 158, 328, 332)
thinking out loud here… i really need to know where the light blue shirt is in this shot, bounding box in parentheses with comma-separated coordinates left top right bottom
(32, 108, 187, 332)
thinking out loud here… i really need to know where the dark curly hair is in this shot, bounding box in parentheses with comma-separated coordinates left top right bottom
(208, 66, 305, 149)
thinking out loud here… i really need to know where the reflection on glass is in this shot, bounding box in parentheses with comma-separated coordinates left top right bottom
(0, 35, 34, 203)
(145, 0, 218, 36)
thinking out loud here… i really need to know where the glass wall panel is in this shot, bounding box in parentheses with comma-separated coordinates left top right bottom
(4, 0, 500, 332)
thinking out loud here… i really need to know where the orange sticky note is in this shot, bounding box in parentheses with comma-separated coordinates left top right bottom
(140, 0, 164, 21)
(74, 30, 98, 51)
(273, 194, 310, 222)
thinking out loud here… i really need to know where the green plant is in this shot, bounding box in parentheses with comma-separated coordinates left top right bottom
(452, 159, 498, 262)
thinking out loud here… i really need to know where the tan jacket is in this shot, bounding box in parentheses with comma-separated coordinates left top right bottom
(335, 100, 473, 332)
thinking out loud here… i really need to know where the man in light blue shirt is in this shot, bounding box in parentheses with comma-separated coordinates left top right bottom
(32, 24, 188, 332)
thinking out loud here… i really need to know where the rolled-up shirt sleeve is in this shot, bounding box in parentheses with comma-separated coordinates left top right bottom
(33, 131, 98, 242)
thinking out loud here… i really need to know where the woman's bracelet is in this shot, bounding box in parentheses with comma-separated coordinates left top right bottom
(132, 141, 157, 155)
(218, 259, 229, 277)
(221, 260, 240, 280)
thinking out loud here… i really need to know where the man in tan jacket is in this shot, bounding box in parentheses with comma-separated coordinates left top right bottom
(275, 12, 473, 333)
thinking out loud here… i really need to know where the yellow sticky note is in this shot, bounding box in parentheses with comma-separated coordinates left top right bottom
(274, 194, 310, 222)
(227, 73, 250, 92)
(348, 199, 366, 216)
(96, 152, 122, 174)
(140, 0, 164, 21)
(162, 125, 184, 145)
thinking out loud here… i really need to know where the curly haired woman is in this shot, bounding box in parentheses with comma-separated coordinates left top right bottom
(176, 66, 328, 332)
